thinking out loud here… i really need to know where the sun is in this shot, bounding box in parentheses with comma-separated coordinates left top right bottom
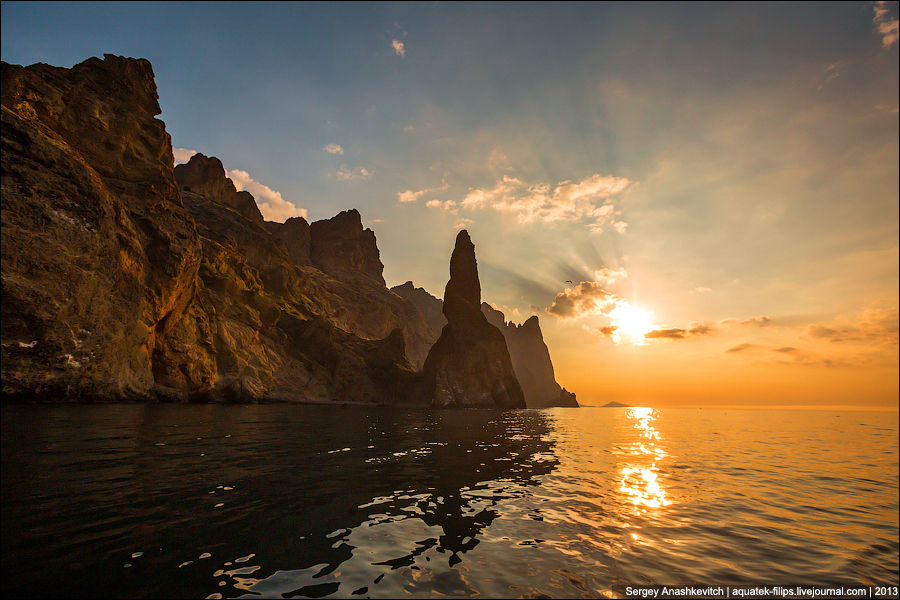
(608, 303, 655, 345)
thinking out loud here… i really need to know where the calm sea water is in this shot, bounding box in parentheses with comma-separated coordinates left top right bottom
(2, 404, 898, 599)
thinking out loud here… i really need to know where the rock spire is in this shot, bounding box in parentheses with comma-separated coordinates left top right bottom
(416, 231, 526, 408)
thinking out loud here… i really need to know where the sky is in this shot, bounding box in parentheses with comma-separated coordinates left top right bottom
(2, 1, 898, 410)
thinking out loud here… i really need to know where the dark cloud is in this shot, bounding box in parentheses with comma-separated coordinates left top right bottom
(726, 343, 756, 353)
(688, 322, 715, 336)
(645, 328, 687, 340)
(773, 347, 798, 353)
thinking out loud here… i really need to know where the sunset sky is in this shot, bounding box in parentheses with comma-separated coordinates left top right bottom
(3, 2, 897, 409)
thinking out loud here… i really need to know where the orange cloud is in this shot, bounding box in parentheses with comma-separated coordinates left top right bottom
(546, 281, 614, 319)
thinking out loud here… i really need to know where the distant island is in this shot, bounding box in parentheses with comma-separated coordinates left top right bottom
(0, 54, 578, 409)
(599, 401, 633, 408)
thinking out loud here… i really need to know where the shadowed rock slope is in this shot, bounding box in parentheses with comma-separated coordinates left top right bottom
(482, 305, 579, 408)
(1, 55, 432, 403)
(414, 231, 526, 409)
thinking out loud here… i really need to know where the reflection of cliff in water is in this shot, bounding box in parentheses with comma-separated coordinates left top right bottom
(370, 408, 559, 568)
(1, 404, 558, 598)
(223, 406, 560, 597)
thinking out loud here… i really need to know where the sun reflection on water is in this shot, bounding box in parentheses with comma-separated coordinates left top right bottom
(619, 408, 670, 509)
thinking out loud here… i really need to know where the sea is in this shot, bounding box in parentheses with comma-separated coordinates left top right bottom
(1, 403, 898, 599)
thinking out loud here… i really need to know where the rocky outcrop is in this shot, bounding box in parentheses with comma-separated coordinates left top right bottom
(2, 55, 202, 400)
(391, 281, 445, 342)
(264, 216, 312, 267)
(415, 231, 526, 409)
(1, 55, 432, 402)
(309, 209, 385, 286)
(174, 153, 264, 226)
(482, 305, 578, 408)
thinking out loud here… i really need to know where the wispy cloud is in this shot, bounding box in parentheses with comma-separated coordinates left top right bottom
(726, 343, 757, 353)
(391, 39, 406, 57)
(805, 304, 899, 345)
(719, 316, 772, 327)
(874, 1, 899, 48)
(335, 165, 372, 181)
(594, 267, 627, 286)
(227, 168, 308, 222)
(323, 143, 344, 155)
(690, 287, 712, 293)
(398, 180, 450, 203)
(173, 147, 197, 164)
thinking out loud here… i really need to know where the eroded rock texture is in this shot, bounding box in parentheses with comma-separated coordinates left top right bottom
(482, 305, 578, 408)
(2, 55, 202, 400)
(416, 231, 526, 409)
(1, 55, 432, 402)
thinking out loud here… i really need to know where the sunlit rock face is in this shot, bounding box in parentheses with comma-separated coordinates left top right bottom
(416, 231, 526, 409)
(0, 55, 429, 402)
(309, 209, 385, 287)
(482, 305, 578, 408)
(175, 152, 264, 226)
(1, 55, 203, 400)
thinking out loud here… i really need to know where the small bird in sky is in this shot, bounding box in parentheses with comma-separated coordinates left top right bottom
(565, 280, 572, 283)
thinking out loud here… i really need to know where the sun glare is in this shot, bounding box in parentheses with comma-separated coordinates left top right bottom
(609, 303, 655, 345)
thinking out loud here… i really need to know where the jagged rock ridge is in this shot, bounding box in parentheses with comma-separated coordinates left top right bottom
(390, 281, 445, 345)
(414, 231, 526, 409)
(1, 54, 435, 402)
(482, 305, 578, 408)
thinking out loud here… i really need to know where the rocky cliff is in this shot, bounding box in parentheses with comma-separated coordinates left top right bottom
(394, 281, 578, 408)
(390, 281, 445, 345)
(415, 231, 526, 409)
(1, 55, 433, 402)
(175, 153, 264, 226)
(482, 305, 578, 408)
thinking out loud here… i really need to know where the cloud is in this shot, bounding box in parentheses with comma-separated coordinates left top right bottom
(719, 315, 772, 327)
(398, 180, 450, 203)
(690, 287, 712, 293)
(226, 168, 308, 222)
(726, 343, 757, 353)
(688, 322, 715, 336)
(645, 328, 687, 340)
(392, 39, 406, 57)
(546, 281, 614, 319)
(323, 143, 344, 155)
(874, 1, 899, 48)
(440, 173, 631, 231)
(773, 347, 798, 353)
(594, 267, 628, 286)
(582, 323, 619, 338)
(805, 304, 899, 344)
(173, 147, 197, 164)
(335, 165, 372, 181)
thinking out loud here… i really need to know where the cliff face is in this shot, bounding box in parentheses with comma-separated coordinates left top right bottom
(415, 231, 526, 409)
(175, 153, 264, 226)
(309, 209, 385, 286)
(1, 55, 431, 402)
(2, 55, 202, 400)
(390, 281, 445, 345)
(482, 305, 578, 408)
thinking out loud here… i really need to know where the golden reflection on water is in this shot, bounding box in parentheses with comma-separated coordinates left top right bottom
(619, 407, 670, 509)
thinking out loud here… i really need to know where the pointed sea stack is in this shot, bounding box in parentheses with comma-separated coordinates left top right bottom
(416, 231, 526, 408)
